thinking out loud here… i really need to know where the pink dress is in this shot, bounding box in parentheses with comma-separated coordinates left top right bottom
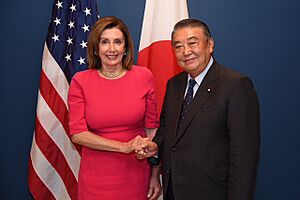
(68, 66, 159, 200)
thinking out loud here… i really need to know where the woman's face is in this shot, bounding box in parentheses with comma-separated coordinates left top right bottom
(98, 27, 125, 69)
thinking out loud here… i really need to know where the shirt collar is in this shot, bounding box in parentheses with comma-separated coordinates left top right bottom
(187, 56, 214, 86)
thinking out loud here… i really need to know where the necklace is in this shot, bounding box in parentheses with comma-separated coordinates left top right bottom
(99, 67, 124, 78)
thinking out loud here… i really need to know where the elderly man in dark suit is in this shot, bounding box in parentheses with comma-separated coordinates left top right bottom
(139, 19, 260, 200)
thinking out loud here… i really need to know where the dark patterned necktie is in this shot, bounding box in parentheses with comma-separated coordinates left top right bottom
(178, 79, 197, 129)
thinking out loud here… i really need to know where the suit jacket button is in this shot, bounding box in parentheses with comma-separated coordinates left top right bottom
(171, 147, 176, 152)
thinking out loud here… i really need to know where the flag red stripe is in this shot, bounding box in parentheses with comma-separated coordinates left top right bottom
(138, 41, 182, 113)
(28, 158, 56, 200)
(40, 70, 81, 153)
(40, 69, 69, 133)
(35, 117, 78, 199)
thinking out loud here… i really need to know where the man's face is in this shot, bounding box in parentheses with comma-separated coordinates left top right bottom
(172, 27, 214, 78)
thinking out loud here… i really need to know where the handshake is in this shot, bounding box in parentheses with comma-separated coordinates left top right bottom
(125, 135, 158, 160)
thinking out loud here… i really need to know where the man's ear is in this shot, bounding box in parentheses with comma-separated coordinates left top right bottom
(208, 38, 214, 54)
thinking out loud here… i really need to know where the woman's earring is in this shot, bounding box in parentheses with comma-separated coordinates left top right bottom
(94, 51, 98, 55)
(123, 51, 127, 56)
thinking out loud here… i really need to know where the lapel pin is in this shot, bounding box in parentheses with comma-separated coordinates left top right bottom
(207, 88, 211, 93)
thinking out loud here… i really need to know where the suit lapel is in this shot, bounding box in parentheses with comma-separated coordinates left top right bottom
(174, 62, 220, 145)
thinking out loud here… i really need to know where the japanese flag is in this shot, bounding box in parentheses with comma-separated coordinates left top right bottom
(138, 0, 189, 114)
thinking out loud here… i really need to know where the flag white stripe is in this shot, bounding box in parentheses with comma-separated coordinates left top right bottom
(42, 43, 69, 109)
(138, 0, 189, 51)
(37, 91, 80, 180)
(30, 134, 71, 200)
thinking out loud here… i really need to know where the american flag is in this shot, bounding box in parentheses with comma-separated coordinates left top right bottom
(28, 0, 98, 199)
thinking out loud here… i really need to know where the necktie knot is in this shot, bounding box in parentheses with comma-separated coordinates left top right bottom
(188, 79, 197, 90)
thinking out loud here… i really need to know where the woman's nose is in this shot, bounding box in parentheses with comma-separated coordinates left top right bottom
(108, 42, 116, 51)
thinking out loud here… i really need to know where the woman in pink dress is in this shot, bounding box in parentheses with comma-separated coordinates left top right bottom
(68, 16, 161, 200)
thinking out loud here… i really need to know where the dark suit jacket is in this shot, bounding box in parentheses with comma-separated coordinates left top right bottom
(153, 61, 260, 200)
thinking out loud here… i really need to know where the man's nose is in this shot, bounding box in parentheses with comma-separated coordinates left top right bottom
(183, 44, 192, 55)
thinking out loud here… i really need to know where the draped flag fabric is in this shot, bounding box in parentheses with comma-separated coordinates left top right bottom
(28, 0, 98, 199)
(138, 0, 189, 114)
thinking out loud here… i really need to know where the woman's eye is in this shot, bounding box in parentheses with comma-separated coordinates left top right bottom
(115, 39, 123, 45)
(100, 40, 108, 45)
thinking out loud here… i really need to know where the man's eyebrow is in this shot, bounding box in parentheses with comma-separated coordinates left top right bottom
(187, 36, 199, 41)
(173, 41, 182, 45)
(173, 36, 199, 44)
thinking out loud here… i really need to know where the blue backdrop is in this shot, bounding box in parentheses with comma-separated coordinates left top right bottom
(0, 0, 299, 199)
